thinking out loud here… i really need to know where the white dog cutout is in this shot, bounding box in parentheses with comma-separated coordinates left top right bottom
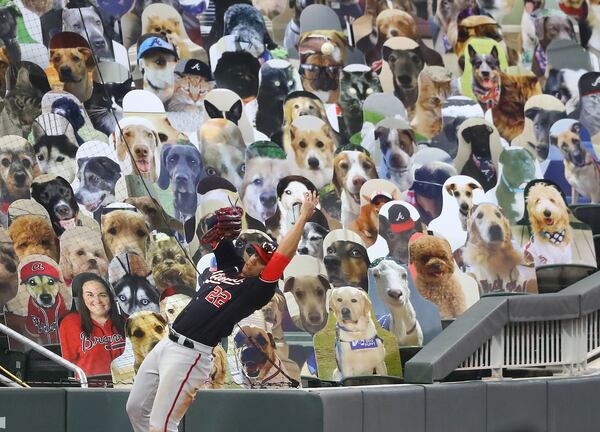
(330, 286, 387, 380)
(372, 260, 423, 346)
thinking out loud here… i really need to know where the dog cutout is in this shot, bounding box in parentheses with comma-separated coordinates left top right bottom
(371, 259, 423, 345)
(329, 286, 387, 380)
(0, 228, 17, 310)
(381, 37, 424, 114)
(8, 215, 60, 263)
(62, 6, 113, 61)
(101, 209, 150, 260)
(517, 95, 567, 162)
(138, 36, 178, 103)
(0, 136, 41, 207)
(240, 142, 290, 223)
(74, 157, 122, 215)
(532, 11, 575, 77)
(223, 3, 276, 58)
(157, 143, 205, 222)
(146, 233, 196, 296)
(495, 148, 537, 223)
(31, 114, 79, 183)
(377, 200, 425, 264)
(409, 234, 467, 319)
(233, 324, 296, 388)
(143, 13, 191, 59)
(126, 311, 167, 373)
(31, 176, 80, 236)
(332, 147, 379, 228)
(323, 229, 370, 290)
(285, 115, 336, 190)
(374, 118, 415, 192)
(213, 51, 261, 100)
(549, 120, 600, 204)
(49, 43, 96, 103)
(160, 293, 191, 325)
(523, 182, 574, 266)
(204, 99, 243, 125)
(284, 274, 331, 335)
(59, 226, 108, 284)
(109, 252, 160, 317)
(462, 203, 537, 294)
(114, 118, 160, 182)
(445, 180, 481, 231)
(297, 222, 329, 261)
(197, 118, 246, 191)
(124, 196, 183, 235)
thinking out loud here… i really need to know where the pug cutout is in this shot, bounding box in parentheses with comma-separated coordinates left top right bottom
(322, 229, 370, 291)
(428, 175, 485, 251)
(454, 118, 503, 192)
(515, 179, 597, 268)
(141, 4, 207, 62)
(4, 254, 70, 350)
(429, 96, 484, 159)
(368, 256, 442, 347)
(458, 200, 538, 295)
(347, 179, 400, 248)
(283, 115, 337, 190)
(280, 255, 331, 378)
(108, 251, 160, 317)
(548, 119, 600, 204)
(512, 94, 566, 165)
(372, 200, 425, 264)
(313, 285, 401, 381)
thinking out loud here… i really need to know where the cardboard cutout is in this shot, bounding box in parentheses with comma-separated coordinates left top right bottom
(59, 226, 108, 286)
(374, 200, 425, 264)
(322, 229, 370, 290)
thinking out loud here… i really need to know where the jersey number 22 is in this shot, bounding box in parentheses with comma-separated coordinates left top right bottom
(205, 286, 231, 308)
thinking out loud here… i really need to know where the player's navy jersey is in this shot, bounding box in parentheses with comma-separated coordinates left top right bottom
(173, 240, 288, 347)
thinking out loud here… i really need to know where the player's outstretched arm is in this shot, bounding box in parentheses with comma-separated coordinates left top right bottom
(275, 191, 318, 259)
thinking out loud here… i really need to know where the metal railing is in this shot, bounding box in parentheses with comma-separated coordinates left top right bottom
(0, 322, 88, 388)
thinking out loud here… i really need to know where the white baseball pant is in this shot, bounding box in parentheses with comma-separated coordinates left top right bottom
(126, 337, 214, 432)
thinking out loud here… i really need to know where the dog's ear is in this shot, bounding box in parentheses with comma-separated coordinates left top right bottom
(571, 122, 581, 135)
(151, 130, 161, 150)
(115, 131, 127, 161)
(489, 45, 499, 61)
(267, 332, 276, 347)
(59, 248, 74, 280)
(125, 318, 134, 337)
(153, 311, 168, 327)
(382, 45, 392, 63)
(461, 126, 472, 143)
(77, 47, 96, 70)
(290, 124, 297, 141)
(550, 134, 558, 148)
(317, 274, 331, 290)
(157, 145, 172, 190)
(467, 44, 477, 60)
(360, 290, 373, 318)
(204, 100, 222, 119)
(524, 107, 540, 121)
(534, 16, 547, 43)
(227, 100, 243, 124)
(445, 183, 456, 195)
(373, 126, 383, 142)
(283, 276, 295, 292)
(467, 182, 479, 192)
(30, 182, 42, 200)
(331, 159, 342, 195)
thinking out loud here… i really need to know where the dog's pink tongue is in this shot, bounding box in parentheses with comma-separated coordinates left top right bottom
(525, 2, 535, 13)
(136, 160, 151, 173)
(59, 218, 77, 230)
(482, 79, 494, 89)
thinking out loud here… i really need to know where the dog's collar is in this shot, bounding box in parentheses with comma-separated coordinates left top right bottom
(534, 45, 548, 74)
(542, 229, 566, 245)
(500, 174, 525, 193)
(473, 81, 500, 111)
(145, 77, 165, 91)
(261, 359, 284, 384)
(470, 154, 497, 183)
(406, 319, 417, 335)
(336, 324, 382, 350)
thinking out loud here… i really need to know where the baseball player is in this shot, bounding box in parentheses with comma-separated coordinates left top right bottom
(126, 191, 319, 432)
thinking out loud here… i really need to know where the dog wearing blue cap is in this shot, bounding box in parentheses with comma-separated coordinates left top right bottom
(138, 36, 179, 102)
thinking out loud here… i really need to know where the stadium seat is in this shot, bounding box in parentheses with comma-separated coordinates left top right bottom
(574, 205, 600, 235)
(536, 264, 597, 294)
(340, 375, 405, 386)
(24, 345, 73, 386)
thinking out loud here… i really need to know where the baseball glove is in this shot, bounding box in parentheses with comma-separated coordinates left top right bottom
(200, 206, 243, 244)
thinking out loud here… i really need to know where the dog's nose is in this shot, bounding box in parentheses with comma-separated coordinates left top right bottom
(297, 246, 309, 254)
(352, 176, 366, 188)
(398, 75, 412, 86)
(341, 307, 351, 318)
(92, 38, 106, 48)
(431, 262, 442, 271)
(134, 146, 149, 157)
(59, 66, 72, 76)
(481, 70, 490, 78)
(489, 224, 503, 241)
(39, 293, 52, 305)
(460, 203, 469, 211)
(323, 255, 339, 267)
(13, 172, 26, 185)
(308, 312, 322, 324)
(175, 174, 188, 183)
(260, 194, 276, 208)
(55, 203, 71, 217)
(387, 289, 402, 300)
(88, 258, 97, 268)
(389, 29, 399, 37)
(308, 157, 320, 169)
(543, 210, 551, 217)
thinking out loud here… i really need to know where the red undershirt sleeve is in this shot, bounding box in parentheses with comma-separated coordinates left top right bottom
(259, 252, 291, 283)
